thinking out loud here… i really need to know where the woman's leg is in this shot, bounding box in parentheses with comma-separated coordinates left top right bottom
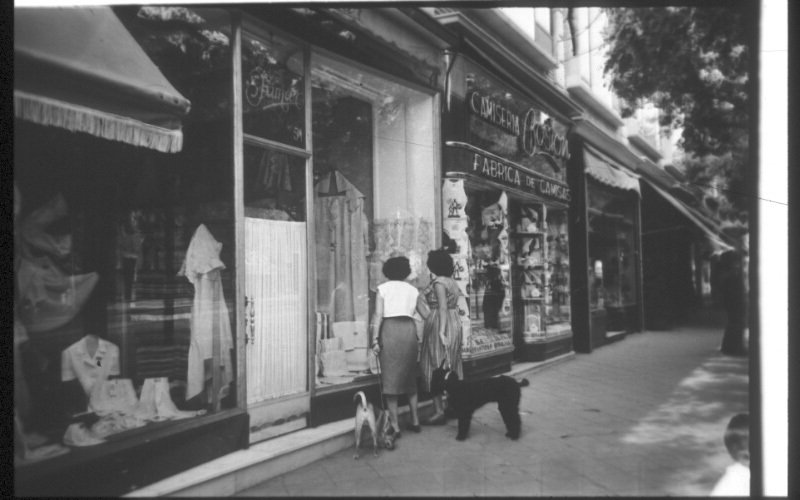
(386, 396, 400, 433)
(408, 392, 419, 426)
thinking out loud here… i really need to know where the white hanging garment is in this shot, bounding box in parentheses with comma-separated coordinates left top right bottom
(178, 224, 234, 401)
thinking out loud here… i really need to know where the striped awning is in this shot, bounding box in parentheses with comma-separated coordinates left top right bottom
(583, 145, 641, 194)
(14, 7, 191, 153)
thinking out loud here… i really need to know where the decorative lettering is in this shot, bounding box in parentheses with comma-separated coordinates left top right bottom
(521, 111, 570, 160)
(245, 66, 303, 112)
(467, 91, 570, 162)
(469, 92, 520, 137)
(450, 146, 570, 203)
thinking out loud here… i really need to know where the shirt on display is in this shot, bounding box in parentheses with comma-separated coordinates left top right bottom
(61, 336, 121, 396)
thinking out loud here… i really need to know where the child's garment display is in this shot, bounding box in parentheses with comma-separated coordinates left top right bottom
(178, 224, 234, 401)
(61, 336, 121, 397)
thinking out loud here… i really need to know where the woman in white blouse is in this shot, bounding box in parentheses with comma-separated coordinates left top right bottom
(371, 256, 422, 436)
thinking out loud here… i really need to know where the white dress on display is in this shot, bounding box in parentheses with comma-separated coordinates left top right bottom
(179, 224, 234, 401)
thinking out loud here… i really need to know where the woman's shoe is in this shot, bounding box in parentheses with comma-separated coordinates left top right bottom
(406, 423, 421, 433)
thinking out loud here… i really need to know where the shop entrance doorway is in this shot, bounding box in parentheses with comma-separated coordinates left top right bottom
(243, 143, 311, 442)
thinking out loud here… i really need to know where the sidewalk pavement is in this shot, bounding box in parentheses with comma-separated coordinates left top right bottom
(236, 318, 748, 497)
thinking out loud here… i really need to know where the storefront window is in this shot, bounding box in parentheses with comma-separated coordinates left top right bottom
(14, 6, 235, 465)
(311, 54, 436, 388)
(459, 182, 515, 357)
(507, 199, 571, 346)
(588, 181, 639, 330)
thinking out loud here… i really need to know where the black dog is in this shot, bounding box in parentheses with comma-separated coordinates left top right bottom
(431, 363, 529, 441)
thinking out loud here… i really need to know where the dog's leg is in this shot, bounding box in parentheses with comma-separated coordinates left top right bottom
(354, 417, 363, 460)
(456, 412, 472, 441)
(368, 412, 378, 456)
(499, 402, 521, 440)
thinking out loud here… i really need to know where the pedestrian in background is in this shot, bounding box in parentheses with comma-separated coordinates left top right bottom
(719, 251, 747, 356)
(420, 249, 464, 425)
(370, 256, 421, 436)
(710, 413, 750, 496)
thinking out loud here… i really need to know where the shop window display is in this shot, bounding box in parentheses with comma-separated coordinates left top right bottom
(458, 183, 515, 358)
(588, 181, 639, 331)
(14, 7, 235, 466)
(507, 201, 571, 346)
(311, 54, 436, 387)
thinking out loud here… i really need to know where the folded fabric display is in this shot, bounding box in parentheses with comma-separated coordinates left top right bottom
(132, 377, 205, 421)
(89, 378, 137, 416)
(16, 443, 71, 464)
(90, 413, 147, 439)
(15, 410, 71, 464)
(317, 337, 349, 377)
(63, 423, 106, 447)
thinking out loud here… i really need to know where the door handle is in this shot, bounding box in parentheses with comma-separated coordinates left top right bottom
(245, 295, 255, 345)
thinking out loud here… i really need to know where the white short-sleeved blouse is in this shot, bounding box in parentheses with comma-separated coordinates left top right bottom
(377, 281, 419, 318)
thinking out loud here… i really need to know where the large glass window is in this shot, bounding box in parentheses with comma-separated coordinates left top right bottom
(588, 181, 639, 331)
(460, 182, 515, 358)
(14, 6, 235, 465)
(507, 199, 571, 346)
(311, 54, 436, 388)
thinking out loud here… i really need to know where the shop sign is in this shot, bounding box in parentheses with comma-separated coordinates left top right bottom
(468, 91, 570, 162)
(445, 143, 571, 203)
(245, 66, 303, 113)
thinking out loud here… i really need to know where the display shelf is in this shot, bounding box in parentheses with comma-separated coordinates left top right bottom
(511, 231, 544, 237)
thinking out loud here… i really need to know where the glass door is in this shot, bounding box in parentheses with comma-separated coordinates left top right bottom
(239, 22, 310, 441)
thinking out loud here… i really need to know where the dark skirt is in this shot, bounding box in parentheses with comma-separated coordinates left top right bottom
(378, 316, 418, 395)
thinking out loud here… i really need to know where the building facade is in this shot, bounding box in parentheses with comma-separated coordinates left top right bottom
(13, 5, 448, 495)
(13, 5, 736, 496)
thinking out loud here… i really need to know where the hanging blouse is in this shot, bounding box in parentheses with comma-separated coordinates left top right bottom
(178, 224, 234, 401)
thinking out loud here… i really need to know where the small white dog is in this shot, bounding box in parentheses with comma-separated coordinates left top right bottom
(353, 391, 395, 459)
(353, 391, 378, 459)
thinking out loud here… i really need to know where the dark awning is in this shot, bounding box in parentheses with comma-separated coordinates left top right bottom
(644, 179, 735, 253)
(14, 7, 191, 153)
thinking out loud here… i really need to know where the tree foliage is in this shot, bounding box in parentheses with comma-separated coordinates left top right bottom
(602, 6, 753, 217)
(603, 6, 751, 157)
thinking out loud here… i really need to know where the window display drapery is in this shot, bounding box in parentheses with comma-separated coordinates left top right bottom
(17, 194, 99, 333)
(314, 170, 369, 323)
(178, 224, 234, 401)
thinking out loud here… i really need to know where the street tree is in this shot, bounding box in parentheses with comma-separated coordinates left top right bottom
(601, 6, 753, 221)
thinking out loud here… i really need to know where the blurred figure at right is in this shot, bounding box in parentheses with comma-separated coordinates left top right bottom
(710, 413, 750, 496)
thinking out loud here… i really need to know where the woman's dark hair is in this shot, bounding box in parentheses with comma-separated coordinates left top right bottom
(427, 249, 454, 277)
(383, 256, 411, 281)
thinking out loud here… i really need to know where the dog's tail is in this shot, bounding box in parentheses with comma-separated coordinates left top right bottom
(353, 390, 368, 408)
(518, 378, 530, 387)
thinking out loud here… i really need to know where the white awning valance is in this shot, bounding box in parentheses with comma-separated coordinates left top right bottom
(14, 7, 191, 153)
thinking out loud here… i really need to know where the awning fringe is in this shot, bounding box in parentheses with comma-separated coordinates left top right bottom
(14, 90, 183, 154)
